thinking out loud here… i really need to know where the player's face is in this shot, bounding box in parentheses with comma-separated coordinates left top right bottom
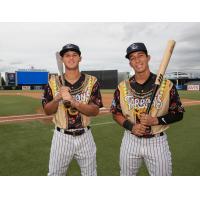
(62, 51, 81, 70)
(129, 51, 150, 74)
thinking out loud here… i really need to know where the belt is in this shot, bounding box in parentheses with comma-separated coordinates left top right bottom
(134, 132, 164, 138)
(56, 126, 90, 136)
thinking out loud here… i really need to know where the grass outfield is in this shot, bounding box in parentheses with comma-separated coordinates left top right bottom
(0, 105, 200, 175)
(0, 91, 199, 175)
(178, 90, 200, 100)
(0, 96, 41, 116)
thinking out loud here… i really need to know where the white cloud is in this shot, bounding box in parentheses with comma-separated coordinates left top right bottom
(0, 22, 200, 74)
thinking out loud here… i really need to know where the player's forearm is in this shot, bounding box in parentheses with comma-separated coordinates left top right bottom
(112, 113, 133, 131)
(44, 99, 59, 115)
(112, 113, 126, 126)
(157, 112, 183, 125)
(72, 101, 99, 116)
(160, 112, 184, 124)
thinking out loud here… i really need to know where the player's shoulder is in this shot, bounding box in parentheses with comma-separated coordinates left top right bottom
(161, 78, 174, 91)
(118, 79, 127, 86)
(49, 74, 61, 81)
(150, 72, 173, 86)
(118, 79, 130, 90)
(164, 78, 173, 85)
(83, 73, 97, 82)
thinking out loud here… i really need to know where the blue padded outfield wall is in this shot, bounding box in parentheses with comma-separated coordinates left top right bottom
(16, 71, 48, 85)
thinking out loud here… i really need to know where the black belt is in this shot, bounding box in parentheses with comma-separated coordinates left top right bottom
(56, 126, 90, 136)
(134, 132, 164, 138)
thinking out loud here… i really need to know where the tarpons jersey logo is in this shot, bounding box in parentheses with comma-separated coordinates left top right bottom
(124, 94, 163, 110)
(72, 89, 90, 102)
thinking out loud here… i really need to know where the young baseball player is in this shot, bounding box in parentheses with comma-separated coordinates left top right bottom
(42, 44, 103, 176)
(110, 42, 184, 176)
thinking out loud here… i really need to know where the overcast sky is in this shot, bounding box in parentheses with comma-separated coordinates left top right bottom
(0, 22, 200, 74)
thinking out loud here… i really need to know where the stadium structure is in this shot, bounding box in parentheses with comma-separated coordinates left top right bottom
(165, 71, 200, 91)
(1, 69, 200, 91)
(3, 69, 56, 90)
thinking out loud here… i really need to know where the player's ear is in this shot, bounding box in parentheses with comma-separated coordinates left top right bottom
(129, 62, 134, 71)
(147, 55, 151, 61)
(79, 56, 82, 62)
(129, 58, 132, 66)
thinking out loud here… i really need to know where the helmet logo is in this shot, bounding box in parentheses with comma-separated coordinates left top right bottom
(130, 43, 138, 50)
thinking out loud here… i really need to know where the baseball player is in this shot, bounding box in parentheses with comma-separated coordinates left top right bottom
(110, 42, 185, 176)
(42, 44, 103, 176)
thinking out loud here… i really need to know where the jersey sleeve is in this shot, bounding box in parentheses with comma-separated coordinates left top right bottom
(157, 84, 185, 125)
(168, 84, 185, 113)
(89, 81, 103, 108)
(110, 88, 123, 114)
(41, 84, 53, 108)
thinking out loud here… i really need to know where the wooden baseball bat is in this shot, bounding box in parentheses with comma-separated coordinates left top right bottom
(55, 52, 71, 108)
(146, 40, 176, 114)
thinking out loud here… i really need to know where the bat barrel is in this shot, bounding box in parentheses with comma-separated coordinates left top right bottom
(155, 40, 176, 85)
(146, 40, 176, 114)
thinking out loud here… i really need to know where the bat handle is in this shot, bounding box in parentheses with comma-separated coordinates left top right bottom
(146, 84, 159, 114)
(136, 112, 152, 134)
(145, 84, 159, 134)
(60, 74, 72, 108)
(145, 126, 152, 134)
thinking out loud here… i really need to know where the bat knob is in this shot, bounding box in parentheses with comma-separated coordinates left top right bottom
(145, 126, 151, 134)
(63, 100, 71, 108)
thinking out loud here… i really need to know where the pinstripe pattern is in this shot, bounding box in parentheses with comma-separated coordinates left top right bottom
(48, 128, 97, 176)
(120, 130, 172, 176)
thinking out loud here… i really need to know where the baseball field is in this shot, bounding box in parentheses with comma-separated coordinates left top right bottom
(0, 90, 200, 176)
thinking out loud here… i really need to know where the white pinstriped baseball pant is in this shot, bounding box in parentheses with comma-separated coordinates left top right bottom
(120, 130, 172, 176)
(48, 128, 97, 176)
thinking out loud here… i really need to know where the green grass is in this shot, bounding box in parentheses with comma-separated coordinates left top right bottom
(0, 121, 53, 175)
(0, 105, 200, 176)
(0, 95, 42, 116)
(178, 90, 200, 100)
(167, 105, 200, 175)
(0, 92, 200, 175)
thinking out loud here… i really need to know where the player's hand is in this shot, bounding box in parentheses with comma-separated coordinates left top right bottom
(139, 113, 158, 126)
(60, 86, 73, 102)
(54, 92, 62, 102)
(132, 123, 148, 136)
